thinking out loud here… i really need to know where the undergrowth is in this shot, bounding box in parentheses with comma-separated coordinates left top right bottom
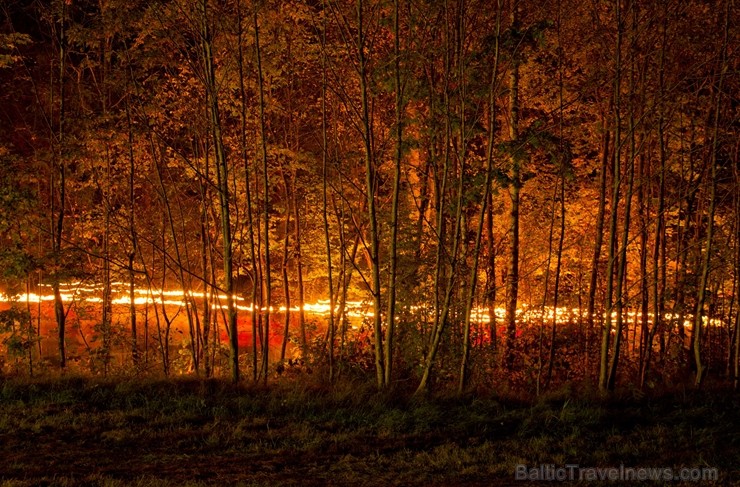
(0, 375, 737, 486)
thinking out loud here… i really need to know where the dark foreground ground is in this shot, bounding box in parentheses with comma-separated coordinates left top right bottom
(0, 376, 737, 486)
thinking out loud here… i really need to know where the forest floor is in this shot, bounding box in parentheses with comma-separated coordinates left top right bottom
(0, 375, 737, 486)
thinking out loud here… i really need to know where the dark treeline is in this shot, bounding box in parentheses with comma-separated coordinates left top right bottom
(0, 0, 737, 395)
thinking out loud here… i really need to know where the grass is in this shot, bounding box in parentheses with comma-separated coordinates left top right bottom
(0, 375, 737, 486)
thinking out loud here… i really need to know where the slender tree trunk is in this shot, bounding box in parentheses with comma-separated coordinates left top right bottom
(198, 152, 213, 377)
(255, 11, 272, 385)
(606, 0, 639, 391)
(547, 172, 566, 388)
(637, 151, 649, 374)
(416, 0, 466, 394)
(293, 191, 307, 355)
(52, 0, 67, 370)
(640, 3, 668, 388)
(546, 4, 566, 389)
(384, 0, 404, 388)
(356, 0, 385, 388)
(102, 146, 112, 375)
(486, 190, 497, 351)
(693, 0, 729, 386)
(125, 99, 138, 366)
(280, 174, 291, 362)
(423, 48, 449, 382)
(320, 6, 336, 380)
(235, 0, 260, 382)
(504, 0, 521, 370)
(599, 0, 622, 392)
(201, 0, 238, 382)
(536, 180, 557, 396)
(586, 113, 609, 375)
(607, 78, 635, 391)
(459, 0, 500, 393)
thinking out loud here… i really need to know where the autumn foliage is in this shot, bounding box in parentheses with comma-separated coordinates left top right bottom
(0, 0, 737, 396)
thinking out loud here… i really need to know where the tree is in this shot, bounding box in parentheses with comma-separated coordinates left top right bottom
(503, 0, 521, 369)
(693, 0, 730, 387)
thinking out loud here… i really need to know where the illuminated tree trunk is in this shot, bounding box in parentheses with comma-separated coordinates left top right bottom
(693, 0, 728, 386)
(459, 0, 500, 394)
(99, 25, 113, 374)
(124, 98, 138, 366)
(547, 170, 566, 389)
(51, 0, 67, 370)
(425, 59, 448, 374)
(255, 11, 272, 385)
(606, 0, 638, 391)
(546, 4, 565, 389)
(640, 4, 668, 388)
(283, 29, 306, 360)
(416, 1, 451, 394)
(607, 70, 635, 392)
(319, 6, 336, 380)
(235, 0, 260, 382)
(599, 0, 622, 392)
(102, 146, 112, 375)
(637, 151, 649, 373)
(384, 0, 404, 388)
(280, 173, 291, 362)
(504, 0, 521, 370)
(486, 190, 497, 351)
(197, 149, 213, 377)
(416, 0, 466, 394)
(357, 0, 385, 389)
(293, 192, 307, 355)
(586, 112, 609, 373)
(201, 0, 238, 382)
(536, 179, 557, 396)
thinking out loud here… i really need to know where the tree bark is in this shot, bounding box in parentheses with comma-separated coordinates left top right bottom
(255, 11, 272, 385)
(357, 0, 385, 389)
(384, 0, 404, 388)
(201, 0, 238, 382)
(693, 0, 729, 386)
(459, 0, 500, 393)
(504, 0, 521, 370)
(599, 0, 622, 392)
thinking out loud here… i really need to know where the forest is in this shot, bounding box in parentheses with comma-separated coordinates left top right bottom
(1, 0, 739, 484)
(0, 0, 738, 396)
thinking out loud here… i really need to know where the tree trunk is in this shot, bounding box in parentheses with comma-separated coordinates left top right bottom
(415, 0, 458, 394)
(255, 11, 272, 385)
(640, 3, 668, 388)
(201, 0, 238, 382)
(586, 113, 609, 375)
(320, 7, 336, 380)
(124, 98, 138, 366)
(384, 0, 404, 388)
(546, 4, 566, 390)
(693, 0, 729, 386)
(52, 0, 67, 370)
(504, 0, 521, 370)
(599, 0, 622, 392)
(459, 1, 500, 393)
(280, 173, 291, 363)
(293, 191, 307, 356)
(357, 0, 384, 389)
